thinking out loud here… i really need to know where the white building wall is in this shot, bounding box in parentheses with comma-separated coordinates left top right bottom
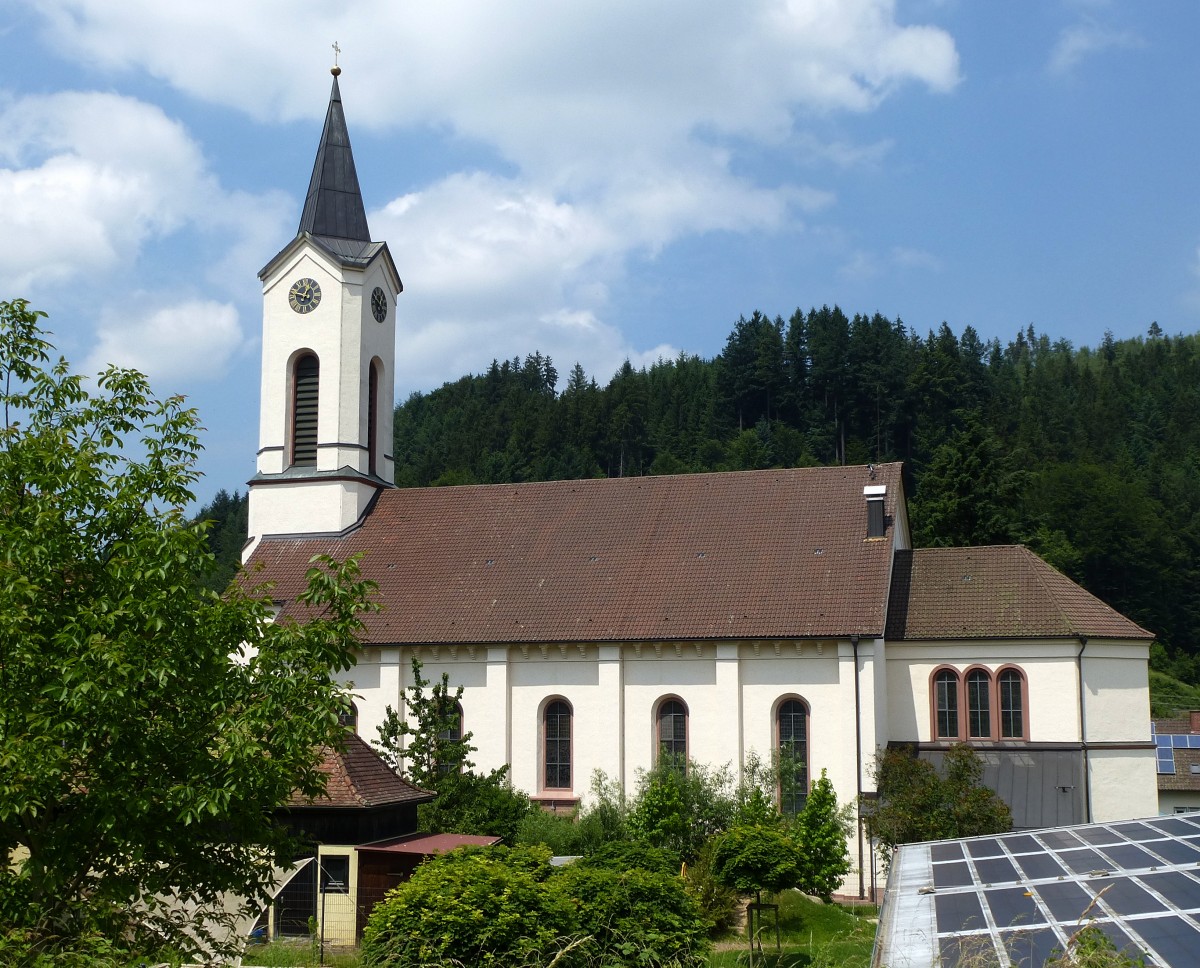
(1089, 748, 1158, 820)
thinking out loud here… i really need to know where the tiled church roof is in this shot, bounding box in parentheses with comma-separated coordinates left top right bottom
(885, 545, 1153, 641)
(246, 463, 902, 643)
(287, 732, 432, 809)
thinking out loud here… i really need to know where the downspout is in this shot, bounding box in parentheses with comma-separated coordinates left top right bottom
(1077, 635, 1092, 823)
(852, 634, 865, 899)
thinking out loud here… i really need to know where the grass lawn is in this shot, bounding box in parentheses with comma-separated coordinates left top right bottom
(708, 892, 878, 968)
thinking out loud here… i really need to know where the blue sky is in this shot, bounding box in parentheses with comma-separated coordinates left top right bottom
(1, 1, 1197, 505)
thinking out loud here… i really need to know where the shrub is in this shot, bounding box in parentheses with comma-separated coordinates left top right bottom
(710, 824, 802, 902)
(794, 769, 852, 902)
(550, 864, 710, 967)
(576, 840, 682, 876)
(361, 845, 575, 967)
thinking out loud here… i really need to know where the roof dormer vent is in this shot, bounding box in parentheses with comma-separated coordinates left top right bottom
(864, 484, 886, 539)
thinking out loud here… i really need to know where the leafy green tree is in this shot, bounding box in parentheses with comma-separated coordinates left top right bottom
(0, 299, 375, 962)
(862, 745, 1012, 867)
(375, 657, 535, 841)
(375, 657, 475, 784)
(794, 769, 851, 902)
(628, 758, 737, 861)
(710, 824, 802, 903)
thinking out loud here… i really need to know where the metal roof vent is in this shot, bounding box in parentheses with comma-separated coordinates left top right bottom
(864, 484, 886, 539)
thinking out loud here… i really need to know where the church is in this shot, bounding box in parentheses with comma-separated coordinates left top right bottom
(243, 69, 1157, 896)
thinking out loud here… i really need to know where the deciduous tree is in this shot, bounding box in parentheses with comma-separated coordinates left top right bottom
(0, 300, 375, 962)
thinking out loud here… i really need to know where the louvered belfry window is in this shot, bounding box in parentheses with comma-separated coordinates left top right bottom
(292, 354, 319, 466)
(368, 361, 379, 477)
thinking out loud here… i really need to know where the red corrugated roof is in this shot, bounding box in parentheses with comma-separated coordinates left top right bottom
(885, 546, 1153, 641)
(246, 463, 902, 643)
(357, 833, 502, 855)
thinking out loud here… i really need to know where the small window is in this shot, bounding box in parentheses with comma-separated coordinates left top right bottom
(967, 670, 991, 739)
(337, 701, 358, 733)
(777, 698, 809, 816)
(657, 699, 688, 766)
(543, 700, 572, 790)
(320, 855, 349, 894)
(998, 669, 1024, 739)
(934, 670, 960, 740)
(866, 497, 885, 538)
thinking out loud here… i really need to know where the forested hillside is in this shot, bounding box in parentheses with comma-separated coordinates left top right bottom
(391, 308, 1200, 667)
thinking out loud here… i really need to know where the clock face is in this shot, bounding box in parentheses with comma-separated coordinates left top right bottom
(371, 286, 387, 323)
(288, 277, 322, 314)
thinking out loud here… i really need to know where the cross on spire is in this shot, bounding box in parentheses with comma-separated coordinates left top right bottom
(331, 41, 342, 77)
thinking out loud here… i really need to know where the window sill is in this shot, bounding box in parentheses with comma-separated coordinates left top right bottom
(531, 794, 579, 814)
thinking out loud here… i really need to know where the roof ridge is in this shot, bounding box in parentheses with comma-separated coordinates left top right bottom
(1018, 545, 1078, 638)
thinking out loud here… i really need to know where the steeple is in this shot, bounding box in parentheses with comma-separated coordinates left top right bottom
(297, 71, 371, 244)
(246, 60, 401, 559)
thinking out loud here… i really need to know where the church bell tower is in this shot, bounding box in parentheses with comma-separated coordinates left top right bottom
(245, 64, 401, 559)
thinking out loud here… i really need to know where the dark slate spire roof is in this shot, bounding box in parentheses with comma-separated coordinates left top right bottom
(297, 73, 371, 244)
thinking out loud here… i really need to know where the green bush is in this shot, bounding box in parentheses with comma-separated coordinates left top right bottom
(576, 840, 682, 875)
(361, 845, 575, 967)
(682, 840, 740, 936)
(550, 865, 710, 968)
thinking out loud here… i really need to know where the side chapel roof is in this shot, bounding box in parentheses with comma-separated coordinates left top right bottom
(246, 463, 903, 644)
(885, 545, 1153, 641)
(287, 732, 432, 809)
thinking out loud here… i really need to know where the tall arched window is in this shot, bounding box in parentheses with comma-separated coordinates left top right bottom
(367, 359, 381, 477)
(966, 669, 992, 739)
(657, 698, 688, 765)
(777, 698, 809, 816)
(291, 353, 319, 466)
(998, 669, 1026, 739)
(436, 701, 464, 775)
(934, 669, 960, 740)
(543, 699, 572, 790)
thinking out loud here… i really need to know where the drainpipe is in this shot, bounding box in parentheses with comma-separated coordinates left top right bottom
(1077, 635, 1092, 823)
(852, 634, 865, 899)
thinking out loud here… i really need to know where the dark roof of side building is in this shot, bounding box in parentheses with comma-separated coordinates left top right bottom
(246, 463, 903, 644)
(886, 545, 1153, 641)
(287, 732, 432, 809)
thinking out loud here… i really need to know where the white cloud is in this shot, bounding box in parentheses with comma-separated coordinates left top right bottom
(1048, 18, 1143, 75)
(891, 246, 942, 271)
(10, 1, 962, 391)
(84, 300, 243, 382)
(0, 92, 210, 291)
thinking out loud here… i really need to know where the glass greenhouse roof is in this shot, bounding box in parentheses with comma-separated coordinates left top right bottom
(875, 815, 1200, 967)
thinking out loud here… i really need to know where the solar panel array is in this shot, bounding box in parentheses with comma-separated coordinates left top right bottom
(1152, 723, 1200, 776)
(878, 815, 1200, 967)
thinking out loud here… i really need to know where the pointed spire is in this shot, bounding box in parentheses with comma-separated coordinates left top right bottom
(297, 67, 371, 243)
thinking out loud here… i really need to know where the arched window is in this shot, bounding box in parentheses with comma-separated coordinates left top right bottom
(777, 698, 809, 816)
(291, 353, 319, 466)
(966, 669, 992, 739)
(998, 669, 1026, 739)
(436, 701, 464, 774)
(933, 669, 960, 740)
(338, 701, 358, 733)
(657, 698, 688, 766)
(543, 699, 572, 791)
(367, 358, 381, 477)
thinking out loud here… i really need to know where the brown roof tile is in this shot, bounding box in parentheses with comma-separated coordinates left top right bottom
(288, 732, 433, 808)
(1158, 749, 1200, 792)
(885, 546, 1154, 641)
(247, 464, 903, 644)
